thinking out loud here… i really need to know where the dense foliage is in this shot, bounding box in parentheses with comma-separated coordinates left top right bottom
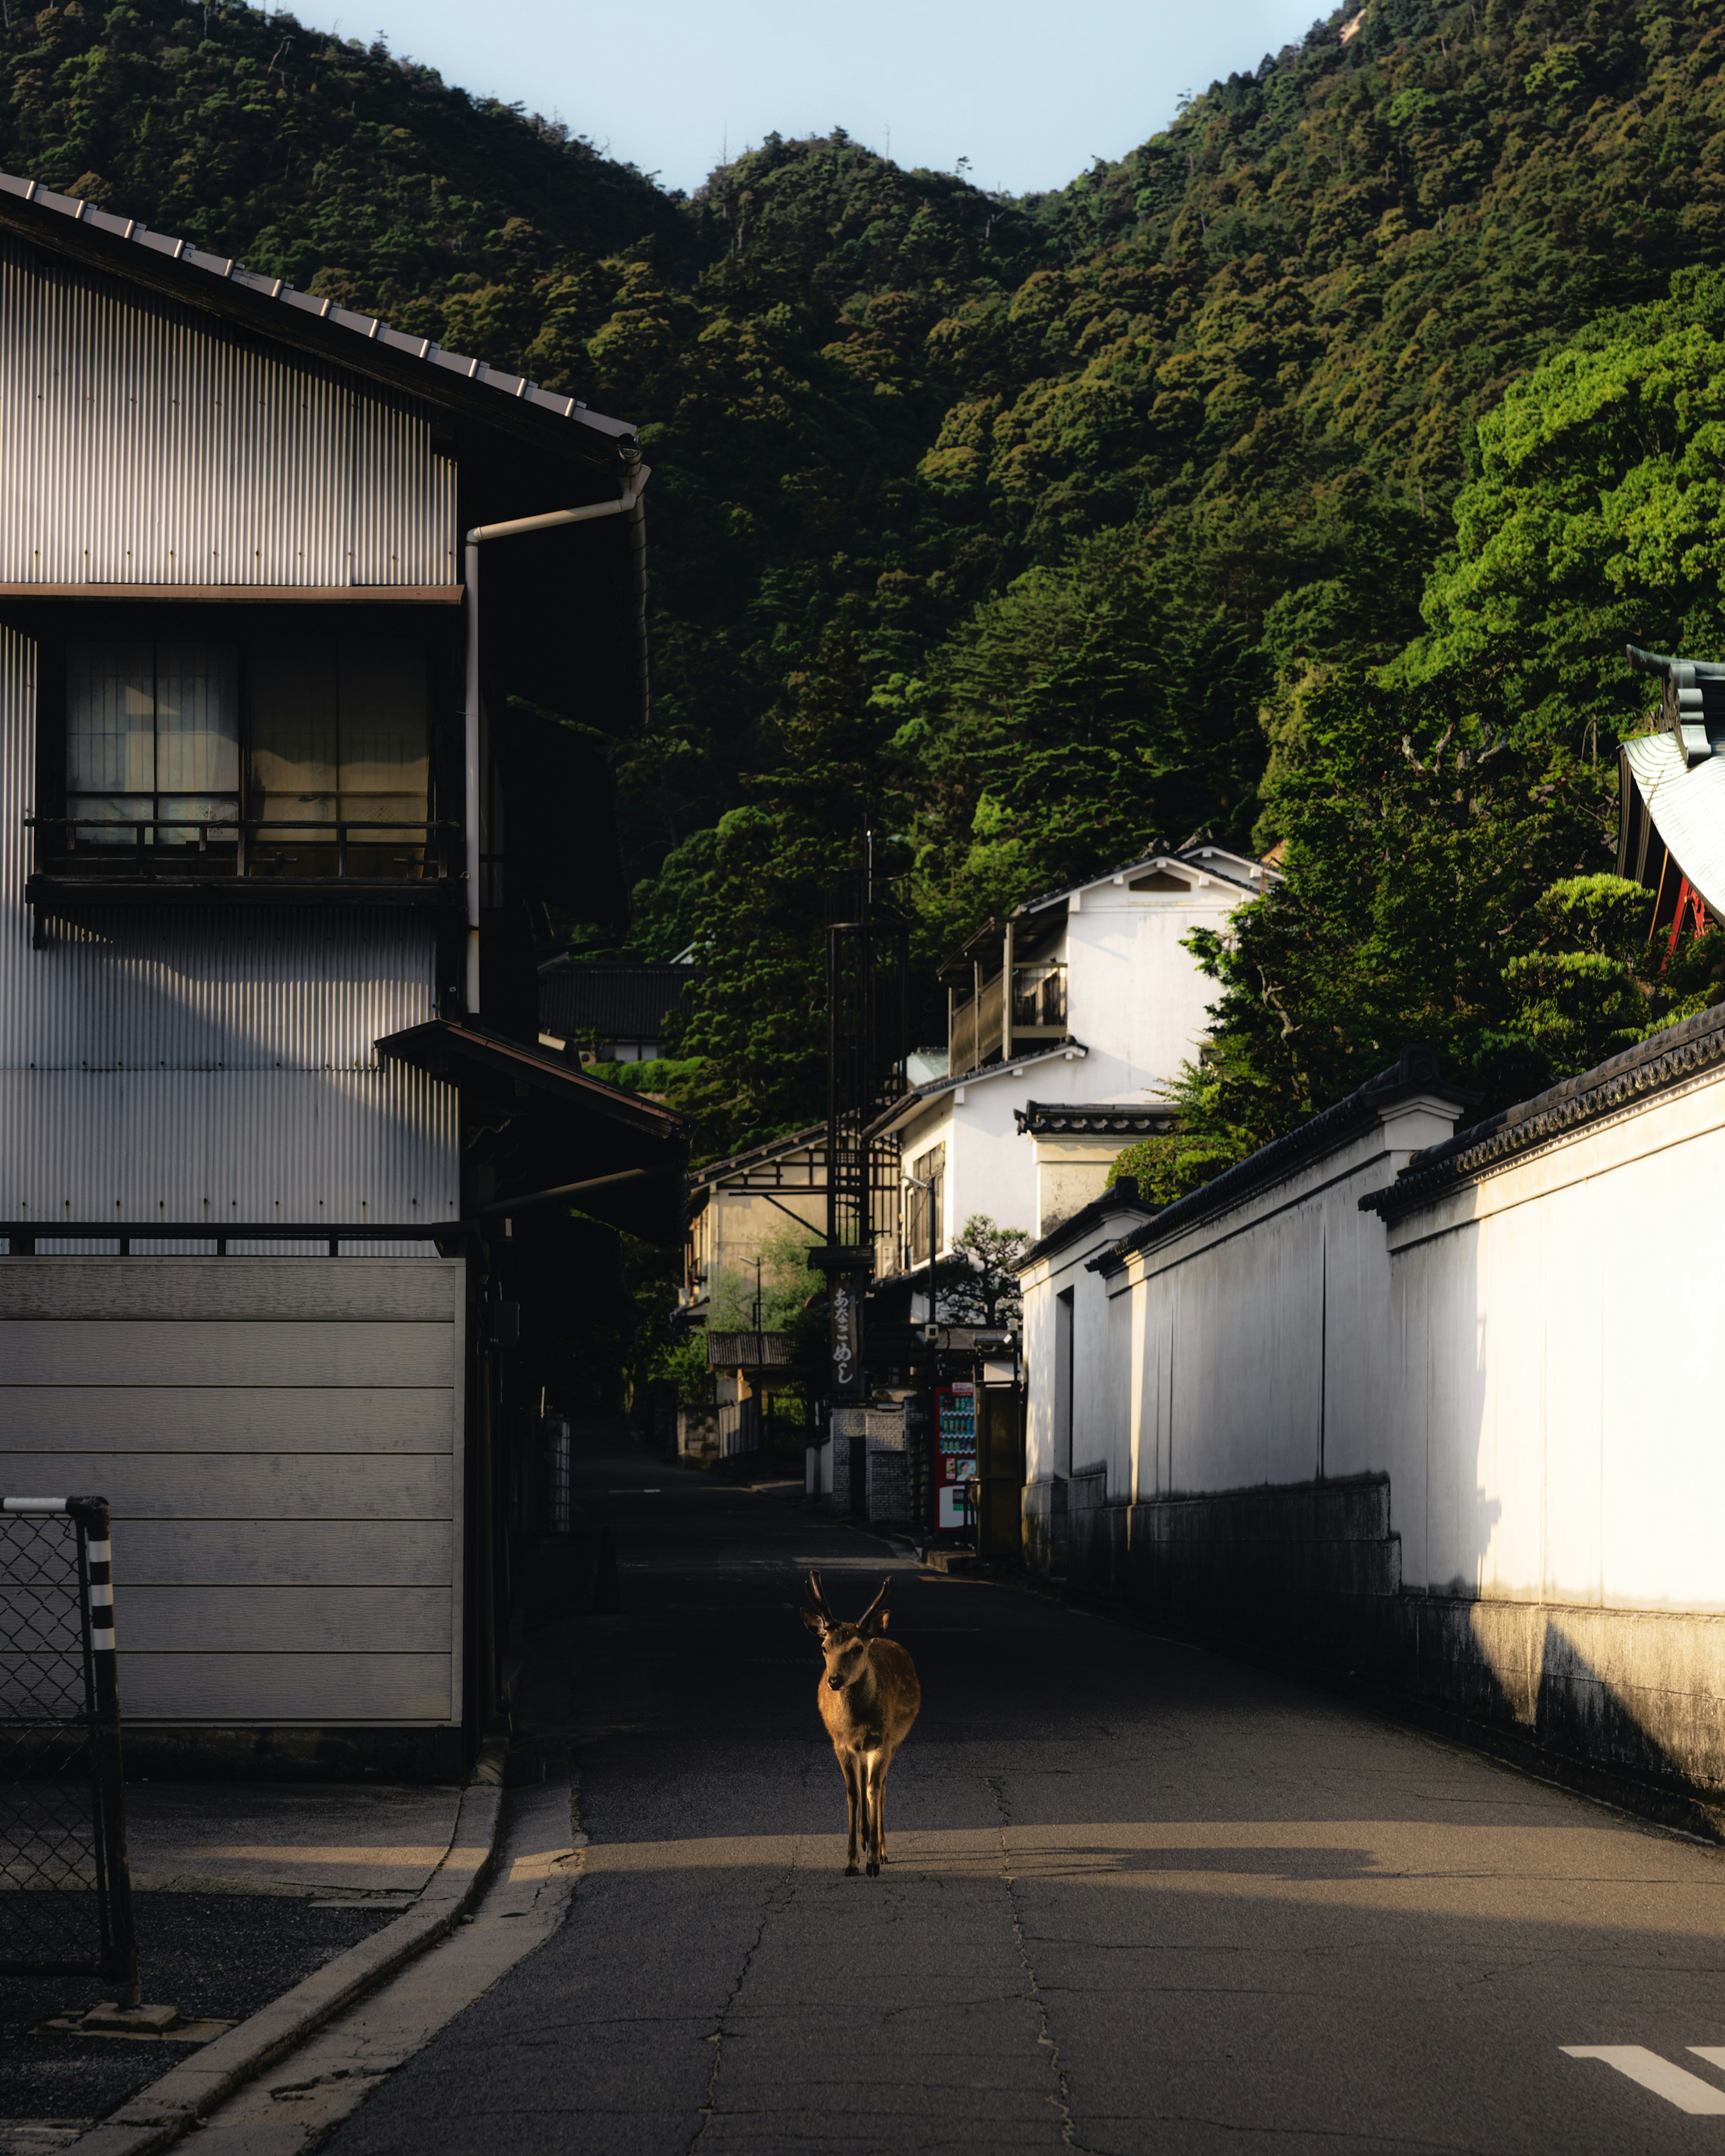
(11, 0, 1725, 1190)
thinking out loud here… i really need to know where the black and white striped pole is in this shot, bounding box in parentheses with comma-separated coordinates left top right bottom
(2, 1495, 141, 2007)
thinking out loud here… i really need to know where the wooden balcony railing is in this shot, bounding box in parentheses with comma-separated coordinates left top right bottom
(950, 962, 1065, 1075)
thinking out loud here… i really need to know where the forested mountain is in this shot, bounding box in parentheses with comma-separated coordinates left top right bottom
(8, 0, 1725, 1163)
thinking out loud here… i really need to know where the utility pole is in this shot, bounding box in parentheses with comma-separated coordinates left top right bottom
(808, 841, 907, 1516)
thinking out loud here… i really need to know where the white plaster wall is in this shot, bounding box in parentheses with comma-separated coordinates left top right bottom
(1384, 1065, 1725, 1610)
(1033, 1053, 1725, 1621)
(1061, 879, 1244, 1098)
(1110, 1097, 1461, 1502)
(1021, 1196, 1148, 1500)
(893, 1054, 1094, 1258)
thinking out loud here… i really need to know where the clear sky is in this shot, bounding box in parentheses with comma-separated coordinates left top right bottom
(314, 0, 1325, 199)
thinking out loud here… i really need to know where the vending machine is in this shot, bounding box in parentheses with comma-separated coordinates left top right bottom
(934, 1381, 976, 1533)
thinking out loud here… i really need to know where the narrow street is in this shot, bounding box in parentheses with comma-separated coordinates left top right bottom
(324, 1428, 1725, 2156)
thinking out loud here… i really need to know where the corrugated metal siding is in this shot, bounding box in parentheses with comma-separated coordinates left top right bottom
(1, 629, 459, 1226)
(0, 234, 456, 586)
(17, 910, 442, 1071)
(0, 1070, 456, 1223)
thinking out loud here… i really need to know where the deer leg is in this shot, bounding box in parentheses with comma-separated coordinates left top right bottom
(864, 1753, 885, 1877)
(842, 1752, 861, 1875)
(876, 1756, 890, 1867)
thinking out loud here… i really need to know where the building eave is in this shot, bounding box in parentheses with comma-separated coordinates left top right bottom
(0, 171, 636, 477)
(861, 1042, 1089, 1144)
(687, 1123, 827, 1191)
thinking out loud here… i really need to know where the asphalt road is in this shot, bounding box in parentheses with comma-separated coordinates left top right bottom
(326, 1426, 1725, 2156)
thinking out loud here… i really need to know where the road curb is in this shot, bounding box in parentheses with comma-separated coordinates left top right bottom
(65, 1781, 505, 2156)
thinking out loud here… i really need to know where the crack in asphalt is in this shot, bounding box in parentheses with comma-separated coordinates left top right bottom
(684, 1741, 819, 2154)
(987, 1773, 1093, 2155)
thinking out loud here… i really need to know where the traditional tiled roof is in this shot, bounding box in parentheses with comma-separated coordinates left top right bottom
(540, 963, 697, 1043)
(1090, 1046, 1479, 1275)
(1360, 1003, 1725, 1225)
(1013, 1100, 1178, 1138)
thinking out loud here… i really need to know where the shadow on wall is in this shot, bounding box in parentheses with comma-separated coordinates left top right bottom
(1060, 1481, 1725, 1833)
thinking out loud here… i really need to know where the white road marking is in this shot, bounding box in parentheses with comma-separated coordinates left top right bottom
(1562, 2047, 1725, 2112)
(1691, 2049, 1725, 2072)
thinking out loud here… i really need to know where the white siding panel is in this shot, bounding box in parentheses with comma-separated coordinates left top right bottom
(118, 1653, 452, 1723)
(14, 909, 441, 1072)
(0, 1072, 457, 1227)
(0, 234, 456, 587)
(0, 1257, 464, 1723)
(123, 1585, 451, 1654)
(1, 1387, 454, 1450)
(118, 1519, 452, 1587)
(0, 625, 459, 1227)
(0, 1454, 451, 1520)
(0, 1259, 457, 1322)
(2, 1319, 453, 1387)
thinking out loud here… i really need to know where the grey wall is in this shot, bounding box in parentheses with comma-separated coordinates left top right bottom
(0, 1256, 465, 1730)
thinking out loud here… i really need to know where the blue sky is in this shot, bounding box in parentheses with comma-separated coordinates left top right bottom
(319, 0, 1325, 198)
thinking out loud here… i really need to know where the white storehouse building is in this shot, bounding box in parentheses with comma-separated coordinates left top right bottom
(869, 844, 1273, 1296)
(0, 171, 684, 1776)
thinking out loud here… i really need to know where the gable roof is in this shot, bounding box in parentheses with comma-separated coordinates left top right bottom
(0, 171, 635, 476)
(688, 1124, 826, 1192)
(1016, 842, 1275, 920)
(936, 844, 1277, 973)
(1014, 1183, 1159, 1272)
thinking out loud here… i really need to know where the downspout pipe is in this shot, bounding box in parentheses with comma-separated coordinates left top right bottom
(460, 457, 650, 1016)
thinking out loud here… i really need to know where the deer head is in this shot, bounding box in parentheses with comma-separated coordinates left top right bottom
(801, 1572, 892, 1692)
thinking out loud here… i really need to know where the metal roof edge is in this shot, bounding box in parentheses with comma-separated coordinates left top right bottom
(1016, 843, 1279, 919)
(687, 1122, 827, 1188)
(0, 171, 637, 471)
(1360, 1002, 1725, 1224)
(375, 1019, 686, 1136)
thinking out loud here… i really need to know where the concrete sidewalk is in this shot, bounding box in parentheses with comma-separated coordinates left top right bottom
(124, 1783, 467, 1902)
(2, 1781, 499, 2151)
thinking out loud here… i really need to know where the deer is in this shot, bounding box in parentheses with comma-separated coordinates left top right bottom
(801, 1570, 921, 1878)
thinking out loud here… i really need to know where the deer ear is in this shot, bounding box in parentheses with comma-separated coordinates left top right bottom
(857, 1579, 892, 1637)
(800, 1607, 826, 1635)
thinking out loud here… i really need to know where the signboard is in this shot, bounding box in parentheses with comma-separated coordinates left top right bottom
(935, 1381, 976, 1531)
(830, 1274, 862, 1398)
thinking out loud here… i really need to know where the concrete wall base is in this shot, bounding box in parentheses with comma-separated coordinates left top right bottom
(1048, 1475, 1725, 1815)
(118, 1723, 469, 1785)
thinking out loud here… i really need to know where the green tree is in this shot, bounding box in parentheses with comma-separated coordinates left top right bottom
(936, 1215, 1029, 1329)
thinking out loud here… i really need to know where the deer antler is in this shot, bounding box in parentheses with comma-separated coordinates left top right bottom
(805, 1569, 835, 1626)
(856, 1578, 892, 1636)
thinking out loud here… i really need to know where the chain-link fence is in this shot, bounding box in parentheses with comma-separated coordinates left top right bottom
(0, 1497, 139, 2004)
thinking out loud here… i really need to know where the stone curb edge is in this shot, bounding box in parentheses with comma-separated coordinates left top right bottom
(65, 1781, 506, 2156)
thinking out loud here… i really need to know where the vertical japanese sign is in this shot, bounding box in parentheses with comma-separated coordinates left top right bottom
(830, 1274, 862, 1398)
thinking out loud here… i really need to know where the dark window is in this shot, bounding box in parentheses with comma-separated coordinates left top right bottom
(56, 635, 433, 880)
(907, 1141, 945, 1268)
(248, 638, 429, 879)
(66, 640, 239, 848)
